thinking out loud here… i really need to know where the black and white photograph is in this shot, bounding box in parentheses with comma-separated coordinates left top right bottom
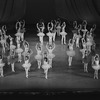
(0, 0, 100, 98)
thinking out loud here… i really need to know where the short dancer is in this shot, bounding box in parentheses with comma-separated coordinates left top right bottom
(92, 54, 100, 79)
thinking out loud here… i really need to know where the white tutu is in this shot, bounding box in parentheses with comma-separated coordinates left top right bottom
(86, 42, 92, 46)
(66, 50, 75, 57)
(0, 63, 5, 68)
(92, 65, 100, 70)
(42, 64, 51, 70)
(10, 45, 16, 50)
(60, 32, 67, 36)
(35, 54, 42, 60)
(15, 32, 22, 36)
(22, 63, 31, 68)
(47, 32, 53, 37)
(16, 48, 23, 53)
(48, 53, 55, 59)
(37, 33, 45, 37)
(80, 49, 85, 53)
(0, 40, 6, 44)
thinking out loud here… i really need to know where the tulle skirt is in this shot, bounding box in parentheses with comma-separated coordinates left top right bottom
(48, 53, 55, 59)
(60, 32, 67, 36)
(10, 45, 16, 50)
(92, 65, 100, 70)
(16, 48, 23, 53)
(86, 42, 92, 46)
(0, 63, 5, 68)
(35, 54, 42, 60)
(80, 49, 85, 53)
(22, 63, 31, 69)
(42, 64, 51, 70)
(66, 50, 75, 57)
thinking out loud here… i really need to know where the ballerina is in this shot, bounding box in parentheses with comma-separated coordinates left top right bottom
(15, 40, 23, 62)
(66, 39, 75, 67)
(20, 20, 26, 41)
(82, 50, 89, 72)
(92, 54, 100, 79)
(86, 31, 93, 52)
(9, 35, 16, 50)
(22, 55, 31, 78)
(0, 55, 5, 77)
(56, 18, 61, 36)
(35, 43, 43, 69)
(8, 48, 16, 72)
(46, 22, 54, 44)
(37, 22, 45, 45)
(52, 20, 57, 42)
(42, 51, 51, 79)
(81, 20, 88, 38)
(15, 21, 22, 41)
(75, 24, 82, 48)
(80, 38, 87, 58)
(46, 42, 55, 67)
(60, 22, 67, 45)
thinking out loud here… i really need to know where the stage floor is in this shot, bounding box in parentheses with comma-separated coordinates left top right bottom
(0, 36, 100, 92)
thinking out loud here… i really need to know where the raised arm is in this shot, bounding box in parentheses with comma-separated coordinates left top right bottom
(36, 23, 40, 32)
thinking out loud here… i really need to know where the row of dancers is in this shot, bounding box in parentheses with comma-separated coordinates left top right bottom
(0, 19, 100, 79)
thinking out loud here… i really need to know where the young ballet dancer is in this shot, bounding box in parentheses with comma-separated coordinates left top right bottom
(60, 22, 67, 45)
(15, 40, 23, 62)
(82, 50, 89, 72)
(81, 20, 88, 38)
(66, 39, 75, 67)
(22, 55, 31, 78)
(0, 55, 5, 77)
(46, 22, 54, 44)
(37, 22, 45, 45)
(56, 18, 61, 36)
(92, 54, 100, 79)
(42, 51, 51, 79)
(35, 43, 43, 69)
(46, 42, 55, 67)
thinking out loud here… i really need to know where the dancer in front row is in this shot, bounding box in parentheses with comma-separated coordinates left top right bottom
(82, 50, 89, 72)
(46, 42, 55, 67)
(22, 56, 31, 78)
(0, 55, 5, 77)
(92, 54, 100, 79)
(66, 39, 75, 67)
(42, 51, 51, 79)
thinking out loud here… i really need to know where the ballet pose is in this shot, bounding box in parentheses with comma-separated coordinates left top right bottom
(81, 20, 88, 38)
(15, 40, 23, 62)
(82, 50, 89, 72)
(56, 18, 61, 36)
(92, 54, 100, 79)
(60, 22, 67, 45)
(46, 42, 55, 67)
(22, 56, 31, 78)
(35, 43, 43, 69)
(37, 22, 45, 45)
(7, 49, 16, 72)
(15, 21, 22, 41)
(66, 39, 75, 67)
(80, 38, 87, 58)
(52, 21, 57, 42)
(46, 22, 54, 44)
(0, 55, 5, 77)
(9, 35, 16, 50)
(42, 51, 51, 79)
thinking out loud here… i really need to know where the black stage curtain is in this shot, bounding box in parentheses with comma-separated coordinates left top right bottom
(0, 0, 26, 24)
(55, 0, 100, 24)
